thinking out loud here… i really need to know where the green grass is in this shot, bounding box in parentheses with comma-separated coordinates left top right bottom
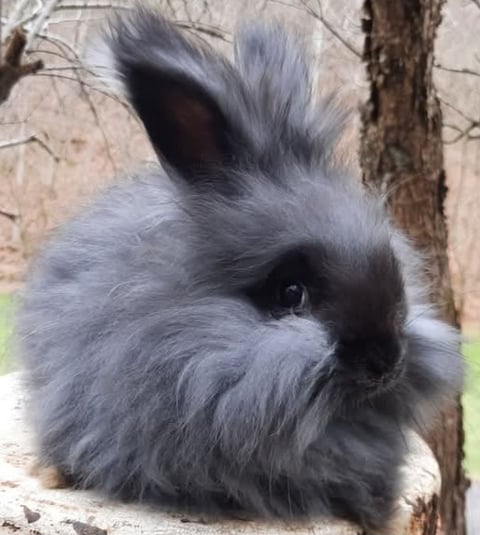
(463, 339, 480, 478)
(0, 291, 479, 477)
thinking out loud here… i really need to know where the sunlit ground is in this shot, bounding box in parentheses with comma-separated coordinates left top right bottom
(0, 292, 479, 479)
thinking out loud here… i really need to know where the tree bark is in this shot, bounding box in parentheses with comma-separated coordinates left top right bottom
(359, 1, 468, 534)
(0, 28, 43, 106)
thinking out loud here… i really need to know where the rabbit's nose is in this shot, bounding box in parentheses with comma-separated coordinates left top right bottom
(337, 335, 404, 381)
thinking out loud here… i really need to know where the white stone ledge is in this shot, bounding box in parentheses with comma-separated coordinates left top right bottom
(0, 372, 440, 535)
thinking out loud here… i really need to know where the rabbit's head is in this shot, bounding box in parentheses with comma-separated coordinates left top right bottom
(90, 9, 463, 459)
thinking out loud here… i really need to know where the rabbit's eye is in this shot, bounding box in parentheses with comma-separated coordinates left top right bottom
(277, 281, 306, 309)
(245, 250, 315, 315)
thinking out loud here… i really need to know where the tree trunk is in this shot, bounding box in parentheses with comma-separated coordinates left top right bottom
(359, 1, 468, 534)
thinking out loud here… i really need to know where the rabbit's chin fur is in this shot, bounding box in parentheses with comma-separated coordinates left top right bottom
(17, 8, 463, 533)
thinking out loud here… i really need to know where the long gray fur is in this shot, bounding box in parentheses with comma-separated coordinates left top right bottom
(16, 7, 463, 531)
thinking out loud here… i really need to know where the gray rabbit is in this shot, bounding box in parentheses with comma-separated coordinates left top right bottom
(17, 7, 463, 531)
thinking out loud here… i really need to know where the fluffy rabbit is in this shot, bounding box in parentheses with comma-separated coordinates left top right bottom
(17, 7, 463, 531)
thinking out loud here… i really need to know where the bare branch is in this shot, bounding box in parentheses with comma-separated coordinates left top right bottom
(0, 27, 44, 105)
(276, 0, 362, 58)
(175, 21, 230, 42)
(35, 31, 81, 60)
(53, 2, 131, 11)
(2, 0, 34, 39)
(34, 71, 134, 112)
(0, 134, 59, 160)
(63, 56, 119, 172)
(42, 64, 86, 72)
(440, 97, 480, 144)
(26, 0, 61, 49)
(443, 122, 480, 144)
(0, 209, 20, 223)
(310, 0, 361, 57)
(439, 96, 477, 122)
(435, 63, 480, 78)
(25, 47, 75, 60)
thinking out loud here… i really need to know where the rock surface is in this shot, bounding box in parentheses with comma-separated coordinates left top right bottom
(0, 372, 441, 534)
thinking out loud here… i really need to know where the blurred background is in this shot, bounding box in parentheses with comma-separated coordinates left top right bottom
(0, 0, 479, 532)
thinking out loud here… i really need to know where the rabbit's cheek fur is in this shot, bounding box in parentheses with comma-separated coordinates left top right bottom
(400, 309, 463, 424)
(182, 315, 336, 459)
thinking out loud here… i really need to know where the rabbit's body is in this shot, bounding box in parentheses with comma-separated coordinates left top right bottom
(17, 9, 463, 532)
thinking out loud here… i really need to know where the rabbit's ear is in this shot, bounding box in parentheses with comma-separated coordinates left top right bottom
(234, 23, 311, 126)
(91, 9, 248, 184)
(234, 23, 345, 164)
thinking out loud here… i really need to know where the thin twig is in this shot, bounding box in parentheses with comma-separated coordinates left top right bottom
(439, 96, 478, 122)
(0, 209, 20, 223)
(34, 71, 134, 114)
(439, 96, 480, 143)
(26, 0, 61, 49)
(53, 2, 130, 10)
(273, 0, 362, 58)
(2, 0, 32, 39)
(435, 63, 480, 78)
(66, 56, 118, 171)
(443, 122, 480, 144)
(0, 134, 60, 160)
(35, 32, 82, 60)
(42, 64, 86, 71)
(175, 21, 230, 42)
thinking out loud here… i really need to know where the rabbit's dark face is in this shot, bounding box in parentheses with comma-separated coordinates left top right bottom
(250, 247, 407, 403)
(259, 244, 407, 399)
(184, 171, 409, 413)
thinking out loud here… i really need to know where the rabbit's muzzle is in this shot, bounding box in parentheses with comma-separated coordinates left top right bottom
(336, 334, 406, 393)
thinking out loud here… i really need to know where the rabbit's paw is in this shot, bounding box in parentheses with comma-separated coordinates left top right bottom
(28, 460, 72, 489)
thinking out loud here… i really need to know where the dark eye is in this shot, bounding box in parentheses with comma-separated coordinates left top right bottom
(277, 281, 306, 309)
(244, 250, 316, 315)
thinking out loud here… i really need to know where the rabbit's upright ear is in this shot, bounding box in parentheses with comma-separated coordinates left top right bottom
(234, 23, 345, 164)
(235, 23, 311, 128)
(91, 9, 249, 184)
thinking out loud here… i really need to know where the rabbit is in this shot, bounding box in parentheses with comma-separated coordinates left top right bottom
(16, 7, 464, 532)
